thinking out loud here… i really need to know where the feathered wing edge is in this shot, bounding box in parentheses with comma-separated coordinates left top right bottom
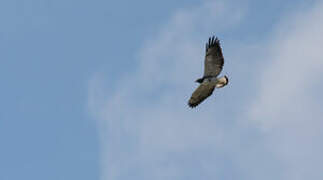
(203, 35, 224, 78)
(206, 36, 223, 57)
(188, 83, 215, 108)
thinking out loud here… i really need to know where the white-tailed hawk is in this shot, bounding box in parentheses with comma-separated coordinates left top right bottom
(188, 36, 228, 108)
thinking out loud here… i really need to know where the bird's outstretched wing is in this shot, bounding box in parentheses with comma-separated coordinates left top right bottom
(204, 36, 224, 78)
(188, 82, 215, 108)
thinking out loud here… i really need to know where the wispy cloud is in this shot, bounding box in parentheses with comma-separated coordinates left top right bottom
(89, 0, 323, 179)
(249, 2, 323, 179)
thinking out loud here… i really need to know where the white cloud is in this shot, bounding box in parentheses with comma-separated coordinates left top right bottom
(249, 2, 323, 179)
(89, 0, 323, 179)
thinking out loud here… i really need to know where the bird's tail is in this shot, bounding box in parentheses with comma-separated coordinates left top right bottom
(195, 78, 204, 83)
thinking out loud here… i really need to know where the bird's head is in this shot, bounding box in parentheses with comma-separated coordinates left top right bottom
(215, 75, 229, 88)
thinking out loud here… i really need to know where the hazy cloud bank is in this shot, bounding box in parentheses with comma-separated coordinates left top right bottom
(89, 1, 323, 179)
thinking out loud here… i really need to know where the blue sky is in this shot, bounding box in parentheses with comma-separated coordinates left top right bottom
(1, 0, 323, 180)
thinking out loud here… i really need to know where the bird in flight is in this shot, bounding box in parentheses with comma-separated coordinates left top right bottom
(188, 36, 228, 108)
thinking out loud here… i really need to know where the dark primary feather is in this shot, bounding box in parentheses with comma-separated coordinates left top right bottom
(204, 36, 224, 78)
(188, 82, 215, 108)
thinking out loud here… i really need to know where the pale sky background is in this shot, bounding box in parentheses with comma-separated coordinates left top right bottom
(1, 0, 323, 180)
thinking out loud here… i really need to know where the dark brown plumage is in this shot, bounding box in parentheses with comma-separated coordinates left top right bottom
(204, 36, 224, 78)
(188, 82, 215, 108)
(188, 36, 227, 108)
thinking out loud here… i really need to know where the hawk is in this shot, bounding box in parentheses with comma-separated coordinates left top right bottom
(188, 36, 228, 108)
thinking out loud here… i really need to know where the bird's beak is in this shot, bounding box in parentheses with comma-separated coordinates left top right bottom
(224, 75, 229, 85)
